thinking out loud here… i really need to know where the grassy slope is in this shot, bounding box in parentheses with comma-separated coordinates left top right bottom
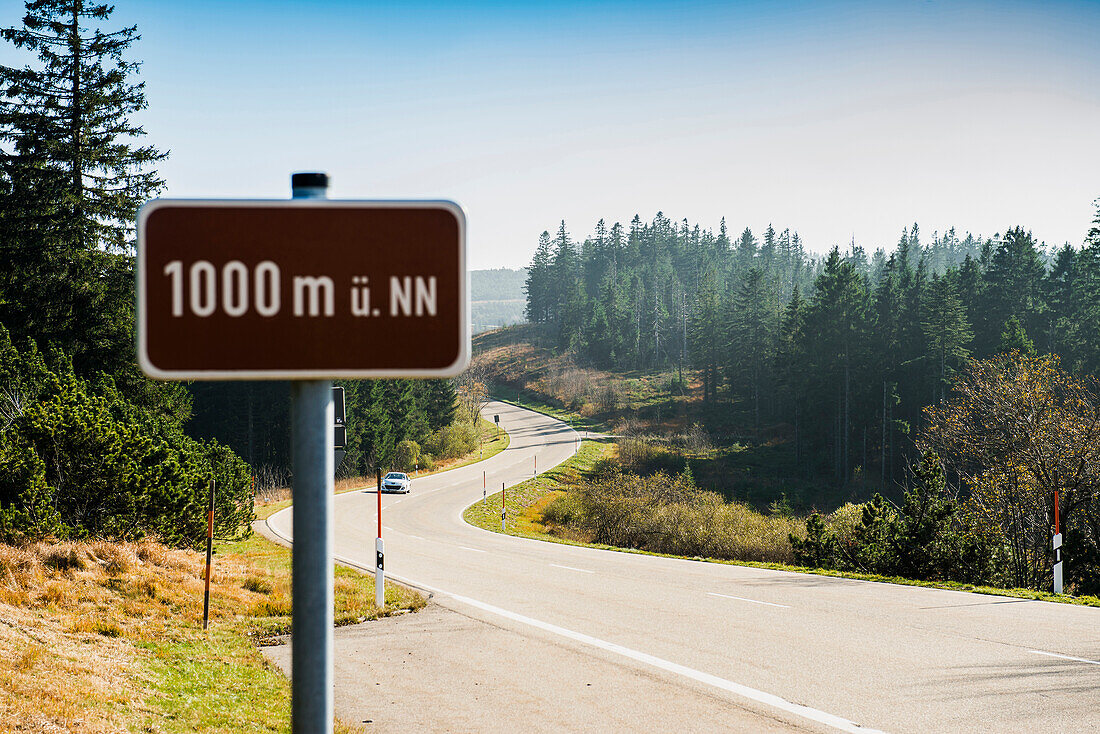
(473, 325, 868, 512)
(462, 439, 1100, 609)
(0, 535, 423, 733)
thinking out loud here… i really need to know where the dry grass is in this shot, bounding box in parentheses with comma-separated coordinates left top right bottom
(0, 540, 207, 732)
(0, 537, 423, 733)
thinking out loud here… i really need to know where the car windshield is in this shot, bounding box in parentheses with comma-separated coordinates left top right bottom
(384, 473, 405, 480)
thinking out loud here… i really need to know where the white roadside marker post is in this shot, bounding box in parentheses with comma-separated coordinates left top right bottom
(1053, 489, 1063, 595)
(376, 467, 385, 609)
(501, 482, 506, 532)
(289, 173, 335, 734)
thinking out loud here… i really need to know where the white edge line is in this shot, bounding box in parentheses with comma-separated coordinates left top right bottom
(1029, 650, 1100, 666)
(549, 563, 595, 574)
(709, 592, 791, 609)
(435, 587, 883, 734)
(263, 513, 884, 734)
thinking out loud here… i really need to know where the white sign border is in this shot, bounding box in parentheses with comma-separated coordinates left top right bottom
(137, 198, 470, 381)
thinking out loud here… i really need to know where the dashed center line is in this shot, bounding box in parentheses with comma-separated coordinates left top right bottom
(1029, 650, 1100, 666)
(708, 592, 790, 609)
(457, 545, 486, 553)
(549, 563, 594, 574)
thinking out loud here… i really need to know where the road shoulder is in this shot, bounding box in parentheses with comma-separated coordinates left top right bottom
(260, 600, 817, 734)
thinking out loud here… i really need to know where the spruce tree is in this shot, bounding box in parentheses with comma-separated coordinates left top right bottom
(0, 0, 176, 413)
(1, 0, 164, 249)
(999, 316, 1036, 356)
(524, 232, 553, 323)
(920, 272, 973, 404)
(422, 379, 457, 432)
(689, 269, 723, 403)
(728, 267, 775, 434)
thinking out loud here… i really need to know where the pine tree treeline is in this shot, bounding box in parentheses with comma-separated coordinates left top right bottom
(187, 379, 461, 482)
(525, 205, 1100, 485)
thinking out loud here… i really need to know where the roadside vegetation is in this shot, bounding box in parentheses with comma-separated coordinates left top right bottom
(0, 535, 422, 733)
(473, 326, 1100, 599)
(255, 416, 509, 510)
(493, 199, 1100, 600)
(464, 438, 1100, 607)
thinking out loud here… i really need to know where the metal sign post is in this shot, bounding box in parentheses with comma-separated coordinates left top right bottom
(289, 173, 334, 734)
(137, 171, 469, 734)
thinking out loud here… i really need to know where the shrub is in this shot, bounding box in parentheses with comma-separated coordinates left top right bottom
(541, 493, 581, 528)
(0, 328, 254, 546)
(556, 469, 799, 564)
(424, 423, 478, 461)
(243, 575, 274, 594)
(616, 436, 682, 475)
(393, 440, 420, 471)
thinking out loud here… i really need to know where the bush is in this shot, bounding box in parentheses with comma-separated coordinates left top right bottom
(0, 328, 253, 546)
(789, 452, 994, 584)
(616, 436, 683, 475)
(423, 423, 478, 461)
(555, 468, 799, 564)
(393, 440, 420, 471)
(541, 493, 577, 528)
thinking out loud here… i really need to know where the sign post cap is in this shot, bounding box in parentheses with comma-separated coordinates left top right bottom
(291, 172, 329, 190)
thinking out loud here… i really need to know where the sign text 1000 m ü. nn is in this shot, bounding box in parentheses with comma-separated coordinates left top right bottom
(137, 199, 468, 380)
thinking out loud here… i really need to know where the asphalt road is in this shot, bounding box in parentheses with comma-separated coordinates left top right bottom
(264, 400, 1100, 733)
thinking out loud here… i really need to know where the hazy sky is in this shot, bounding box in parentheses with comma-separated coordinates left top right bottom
(2, 1, 1099, 269)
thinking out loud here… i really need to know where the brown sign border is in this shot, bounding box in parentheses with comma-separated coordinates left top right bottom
(136, 198, 469, 381)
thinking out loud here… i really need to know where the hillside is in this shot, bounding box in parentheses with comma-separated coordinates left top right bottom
(471, 325, 868, 512)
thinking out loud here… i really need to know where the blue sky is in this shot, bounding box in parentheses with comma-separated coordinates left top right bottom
(2, 1, 1099, 269)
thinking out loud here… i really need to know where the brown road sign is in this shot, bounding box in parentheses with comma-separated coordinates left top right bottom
(137, 199, 468, 380)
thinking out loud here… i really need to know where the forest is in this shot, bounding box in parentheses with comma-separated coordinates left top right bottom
(524, 210, 1100, 484)
(520, 209, 1100, 593)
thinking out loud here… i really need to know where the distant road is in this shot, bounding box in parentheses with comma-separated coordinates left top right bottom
(265, 400, 1100, 733)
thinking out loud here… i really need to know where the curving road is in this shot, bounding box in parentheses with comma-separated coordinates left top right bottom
(264, 400, 1100, 733)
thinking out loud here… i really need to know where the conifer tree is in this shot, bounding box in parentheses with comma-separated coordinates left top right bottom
(0, 0, 164, 384)
(1, 0, 164, 251)
(728, 267, 776, 434)
(920, 272, 973, 404)
(524, 231, 553, 323)
(690, 269, 723, 403)
(999, 316, 1036, 356)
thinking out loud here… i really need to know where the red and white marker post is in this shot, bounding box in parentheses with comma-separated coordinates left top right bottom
(1053, 489, 1063, 595)
(501, 482, 506, 532)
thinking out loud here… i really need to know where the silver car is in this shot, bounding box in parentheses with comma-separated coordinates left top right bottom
(381, 472, 411, 493)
